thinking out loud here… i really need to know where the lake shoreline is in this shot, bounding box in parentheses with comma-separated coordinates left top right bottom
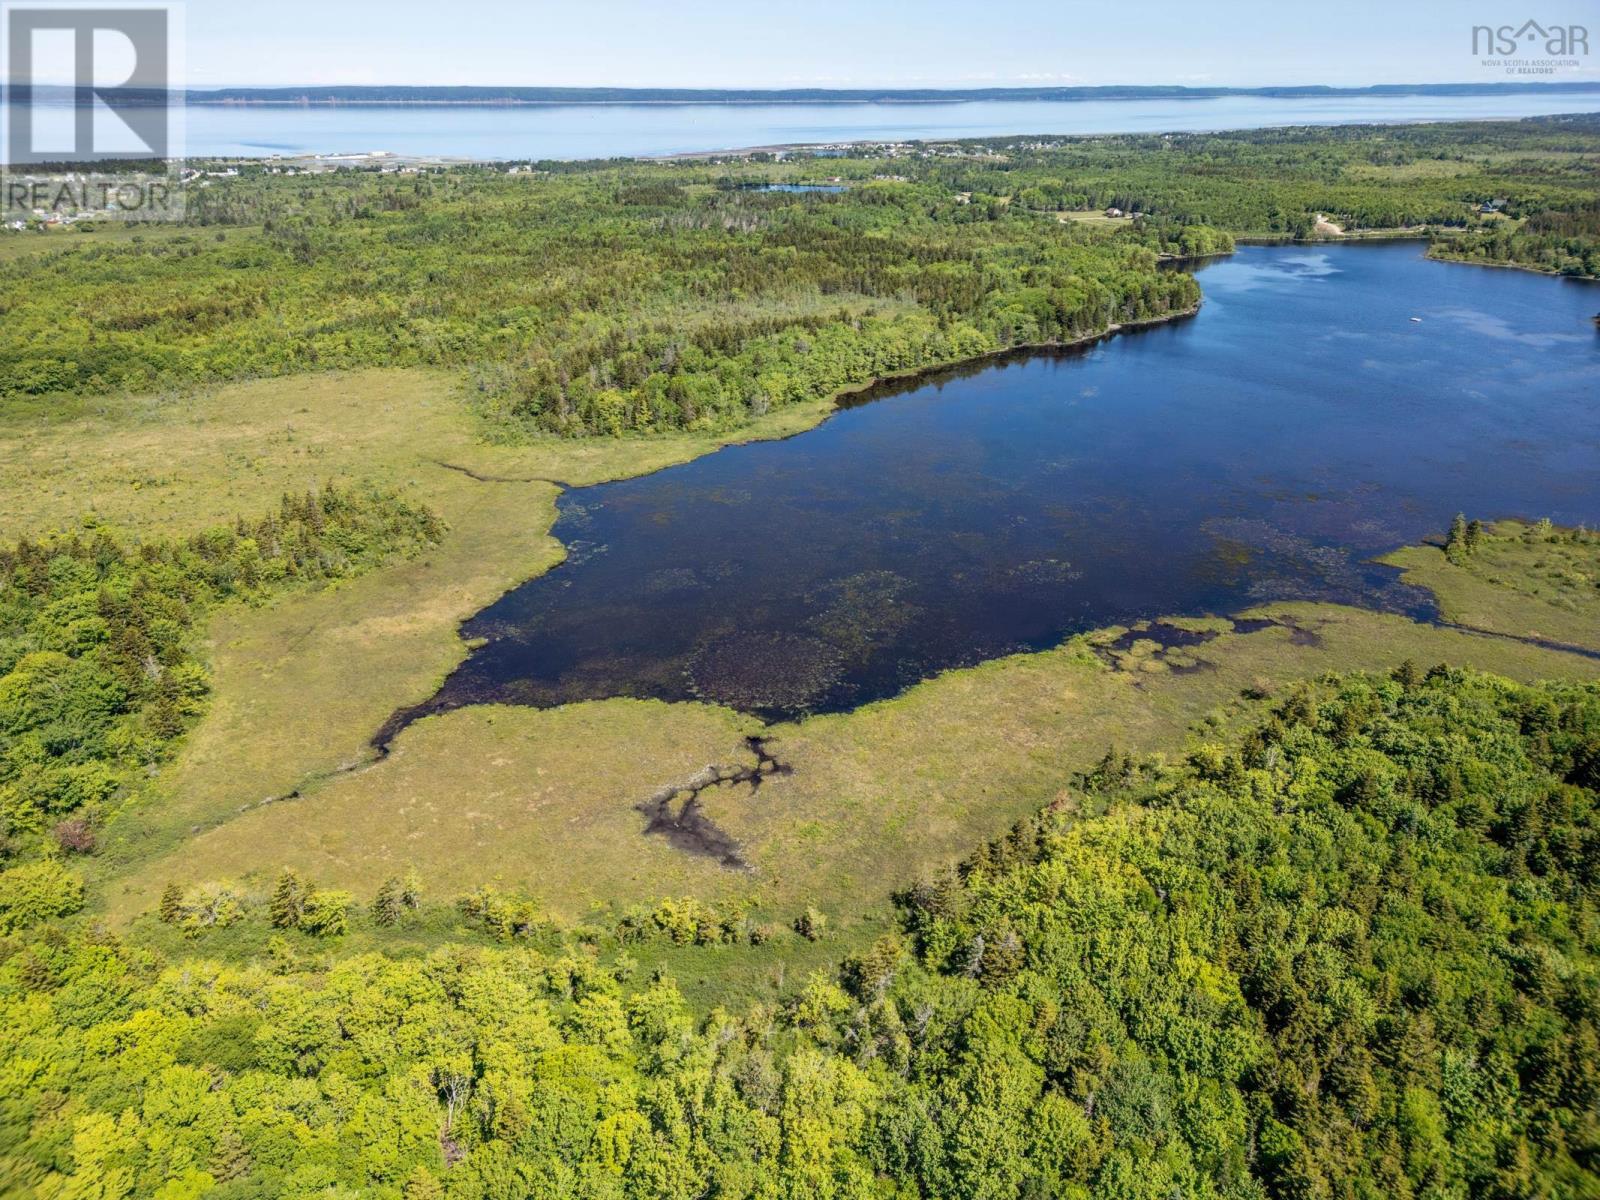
(1233, 230, 1434, 245)
(370, 297, 1208, 748)
(1229, 233, 1599, 281)
(1423, 251, 1600, 282)
(414, 240, 1600, 727)
(827, 301, 1204, 408)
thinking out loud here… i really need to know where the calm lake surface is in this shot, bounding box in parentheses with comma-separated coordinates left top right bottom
(416, 243, 1600, 722)
(6, 94, 1599, 159)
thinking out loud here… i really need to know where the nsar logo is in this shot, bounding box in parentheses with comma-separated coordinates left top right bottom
(1471, 19, 1589, 58)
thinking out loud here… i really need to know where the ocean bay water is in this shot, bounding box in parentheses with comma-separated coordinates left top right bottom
(4, 92, 1598, 160)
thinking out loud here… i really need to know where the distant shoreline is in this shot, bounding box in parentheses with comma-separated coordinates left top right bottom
(647, 112, 1590, 161)
(6, 112, 1595, 169)
(11, 81, 1600, 107)
(6, 101, 1596, 169)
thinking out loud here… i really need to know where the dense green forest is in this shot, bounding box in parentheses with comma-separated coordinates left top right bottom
(2, 667, 1597, 1198)
(929, 117, 1600, 246)
(1436, 202, 1600, 277)
(4, 117, 1596, 435)
(3, 116, 1599, 1198)
(0, 488, 445, 923)
(0, 172, 1207, 436)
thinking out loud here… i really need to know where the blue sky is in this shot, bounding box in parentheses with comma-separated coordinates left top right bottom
(85, 0, 1600, 88)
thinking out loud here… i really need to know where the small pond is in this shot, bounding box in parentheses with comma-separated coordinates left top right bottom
(741, 183, 848, 193)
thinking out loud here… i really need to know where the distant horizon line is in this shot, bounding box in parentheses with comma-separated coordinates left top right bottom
(7, 80, 1600, 106)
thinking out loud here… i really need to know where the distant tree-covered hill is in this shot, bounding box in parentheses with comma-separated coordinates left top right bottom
(163, 81, 1600, 105)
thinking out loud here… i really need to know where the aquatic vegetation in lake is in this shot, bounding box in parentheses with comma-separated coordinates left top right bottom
(804, 570, 920, 659)
(687, 632, 846, 712)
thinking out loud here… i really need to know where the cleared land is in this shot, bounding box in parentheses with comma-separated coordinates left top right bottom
(1054, 210, 1132, 227)
(0, 224, 241, 263)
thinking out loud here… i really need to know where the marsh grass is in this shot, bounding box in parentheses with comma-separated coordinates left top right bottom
(0, 367, 841, 893)
(109, 599, 1600, 937)
(1382, 519, 1600, 652)
(15, 370, 1599, 984)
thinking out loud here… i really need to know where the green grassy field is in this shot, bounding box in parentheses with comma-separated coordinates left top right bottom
(1053, 210, 1132, 227)
(1382, 518, 1600, 650)
(105, 597, 1600, 934)
(0, 366, 844, 540)
(0, 223, 244, 263)
(0, 365, 847, 891)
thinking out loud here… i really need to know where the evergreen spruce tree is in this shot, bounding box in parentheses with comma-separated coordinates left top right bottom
(158, 882, 184, 924)
(372, 877, 403, 927)
(402, 1166, 444, 1200)
(268, 869, 306, 929)
(16, 950, 56, 992)
(148, 692, 184, 740)
(208, 1129, 251, 1183)
(1446, 512, 1470, 564)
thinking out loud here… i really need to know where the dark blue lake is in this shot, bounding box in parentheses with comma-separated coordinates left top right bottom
(418, 243, 1599, 720)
